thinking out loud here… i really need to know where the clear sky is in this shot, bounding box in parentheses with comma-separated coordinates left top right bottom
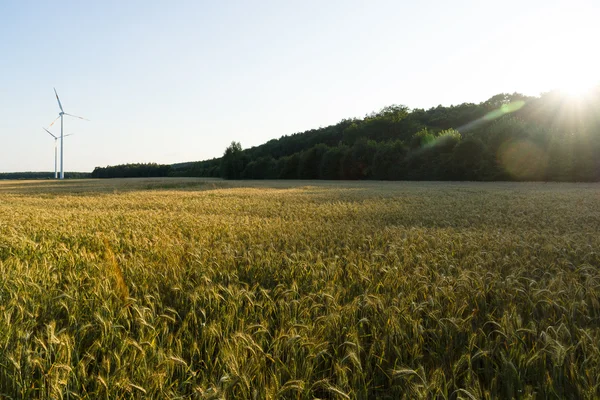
(1, 0, 598, 172)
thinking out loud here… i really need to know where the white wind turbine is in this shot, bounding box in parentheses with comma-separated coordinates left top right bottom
(48, 88, 88, 179)
(43, 128, 73, 179)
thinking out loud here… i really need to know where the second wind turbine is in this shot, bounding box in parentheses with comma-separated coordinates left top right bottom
(43, 128, 73, 179)
(48, 88, 88, 179)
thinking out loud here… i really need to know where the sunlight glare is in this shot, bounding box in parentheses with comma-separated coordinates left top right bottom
(557, 75, 595, 99)
(512, 4, 600, 100)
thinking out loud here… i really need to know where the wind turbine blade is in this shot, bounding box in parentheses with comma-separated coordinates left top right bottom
(63, 133, 74, 138)
(54, 88, 64, 113)
(48, 115, 61, 127)
(43, 127, 57, 139)
(64, 113, 89, 121)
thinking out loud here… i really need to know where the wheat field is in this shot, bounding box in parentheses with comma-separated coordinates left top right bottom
(0, 178, 599, 399)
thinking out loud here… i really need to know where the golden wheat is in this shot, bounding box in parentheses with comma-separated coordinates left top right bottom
(0, 178, 599, 399)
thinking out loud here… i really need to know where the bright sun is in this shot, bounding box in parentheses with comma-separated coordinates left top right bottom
(512, 4, 600, 100)
(557, 76, 595, 99)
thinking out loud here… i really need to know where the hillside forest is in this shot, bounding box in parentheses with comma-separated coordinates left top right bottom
(93, 88, 600, 181)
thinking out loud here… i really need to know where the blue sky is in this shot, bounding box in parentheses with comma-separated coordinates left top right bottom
(1, 0, 598, 172)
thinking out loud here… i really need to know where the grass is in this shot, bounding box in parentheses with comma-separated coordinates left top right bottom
(0, 178, 599, 399)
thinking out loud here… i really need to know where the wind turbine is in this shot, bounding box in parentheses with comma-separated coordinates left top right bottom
(48, 88, 88, 179)
(43, 128, 73, 179)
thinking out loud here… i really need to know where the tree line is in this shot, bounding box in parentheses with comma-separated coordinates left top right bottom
(91, 163, 171, 178)
(0, 172, 91, 180)
(183, 88, 600, 181)
(95, 88, 600, 181)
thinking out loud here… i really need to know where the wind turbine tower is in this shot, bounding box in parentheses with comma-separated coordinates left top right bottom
(48, 88, 88, 179)
(43, 128, 73, 179)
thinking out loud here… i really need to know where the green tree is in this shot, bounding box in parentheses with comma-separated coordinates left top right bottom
(221, 141, 246, 179)
(452, 137, 486, 180)
(298, 144, 328, 179)
(320, 145, 347, 180)
(278, 154, 300, 179)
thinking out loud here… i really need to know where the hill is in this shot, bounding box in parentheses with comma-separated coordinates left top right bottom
(91, 89, 600, 181)
(168, 88, 599, 182)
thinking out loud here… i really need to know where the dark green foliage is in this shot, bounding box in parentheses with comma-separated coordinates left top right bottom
(320, 145, 347, 180)
(177, 87, 600, 181)
(91, 163, 171, 178)
(220, 141, 247, 180)
(171, 158, 221, 177)
(371, 140, 407, 180)
(452, 137, 485, 180)
(0, 172, 91, 179)
(297, 144, 329, 179)
(277, 153, 300, 179)
(242, 156, 277, 179)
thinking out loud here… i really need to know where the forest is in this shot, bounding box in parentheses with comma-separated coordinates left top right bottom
(91, 163, 171, 178)
(0, 172, 90, 180)
(102, 88, 600, 181)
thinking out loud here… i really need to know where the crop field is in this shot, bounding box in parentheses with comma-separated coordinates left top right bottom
(0, 178, 599, 399)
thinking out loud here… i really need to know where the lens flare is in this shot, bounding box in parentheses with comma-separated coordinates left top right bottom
(498, 140, 548, 180)
(458, 101, 525, 133)
(483, 101, 526, 121)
